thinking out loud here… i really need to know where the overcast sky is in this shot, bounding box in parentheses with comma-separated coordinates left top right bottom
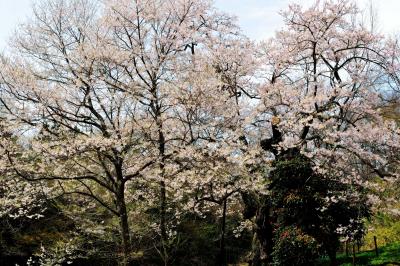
(0, 0, 400, 50)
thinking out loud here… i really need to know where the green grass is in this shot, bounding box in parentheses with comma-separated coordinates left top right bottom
(319, 242, 400, 265)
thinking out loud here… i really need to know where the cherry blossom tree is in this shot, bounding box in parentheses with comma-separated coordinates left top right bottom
(0, 0, 260, 264)
(248, 0, 400, 264)
(93, 0, 258, 263)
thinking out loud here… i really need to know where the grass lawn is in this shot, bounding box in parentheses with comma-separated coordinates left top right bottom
(318, 242, 400, 265)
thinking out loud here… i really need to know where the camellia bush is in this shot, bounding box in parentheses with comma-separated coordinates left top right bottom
(272, 225, 320, 266)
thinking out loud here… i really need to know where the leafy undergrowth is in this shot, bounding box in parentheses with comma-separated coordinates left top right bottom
(318, 242, 400, 265)
(363, 215, 400, 250)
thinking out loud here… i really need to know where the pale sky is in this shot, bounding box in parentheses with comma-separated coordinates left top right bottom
(0, 0, 400, 50)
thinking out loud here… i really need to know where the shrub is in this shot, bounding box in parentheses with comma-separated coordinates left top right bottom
(272, 226, 321, 266)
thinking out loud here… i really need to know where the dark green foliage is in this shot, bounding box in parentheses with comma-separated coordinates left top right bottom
(0, 199, 122, 266)
(0, 203, 73, 265)
(241, 191, 259, 220)
(266, 149, 371, 264)
(272, 225, 320, 266)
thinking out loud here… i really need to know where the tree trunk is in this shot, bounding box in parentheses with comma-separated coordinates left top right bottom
(328, 247, 338, 266)
(160, 179, 168, 266)
(254, 203, 273, 265)
(374, 236, 379, 256)
(218, 199, 227, 266)
(150, 82, 169, 265)
(116, 184, 131, 265)
(158, 116, 168, 266)
(120, 204, 130, 265)
(240, 193, 273, 266)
